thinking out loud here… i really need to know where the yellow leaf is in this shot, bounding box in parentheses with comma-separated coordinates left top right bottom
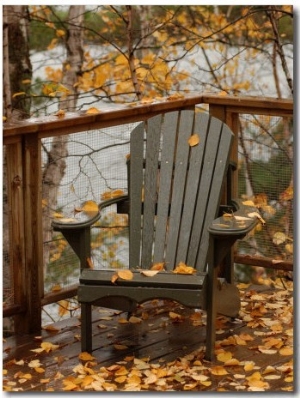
(81, 375, 94, 388)
(81, 200, 98, 213)
(279, 346, 293, 356)
(79, 352, 95, 361)
(244, 361, 255, 371)
(87, 257, 94, 269)
(115, 375, 127, 384)
(169, 311, 183, 320)
(111, 273, 119, 284)
(117, 270, 133, 280)
(101, 189, 125, 200)
(12, 92, 26, 98)
(54, 109, 65, 118)
(151, 262, 165, 271)
(188, 134, 200, 147)
(140, 270, 160, 277)
(273, 232, 286, 245)
(173, 262, 196, 274)
(28, 359, 42, 368)
(248, 211, 266, 225)
(51, 284, 62, 292)
(86, 107, 101, 114)
(128, 316, 142, 324)
(41, 342, 59, 352)
(115, 366, 128, 376)
(114, 344, 128, 350)
(183, 382, 198, 390)
(35, 367, 45, 373)
(42, 324, 59, 332)
(217, 351, 232, 363)
(211, 365, 228, 375)
(22, 79, 32, 84)
(167, 93, 184, 101)
(242, 200, 256, 206)
(58, 300, 70, 317)
(56, 29, 65, 37)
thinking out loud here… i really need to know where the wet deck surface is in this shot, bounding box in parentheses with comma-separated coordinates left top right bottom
(3, 281, 294, 392)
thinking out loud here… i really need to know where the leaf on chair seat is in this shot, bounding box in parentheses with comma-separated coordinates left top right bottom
(140, 270, 160, 277)
(117, 270, 133, 280)
(173, 262, 196, 274)
(151, 262, 165, 271)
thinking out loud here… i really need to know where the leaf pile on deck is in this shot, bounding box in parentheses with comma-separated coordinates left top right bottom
(3, 279, 293, 392)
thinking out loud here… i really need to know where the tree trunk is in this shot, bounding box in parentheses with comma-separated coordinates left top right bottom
(42, 6, 85, 271)
(3, 5, 32, 120)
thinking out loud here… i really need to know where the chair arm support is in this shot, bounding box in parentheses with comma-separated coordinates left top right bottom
(52, 195, 129, 231)
(208, 199, 260, 237)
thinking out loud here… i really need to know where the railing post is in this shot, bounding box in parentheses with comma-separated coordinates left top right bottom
(5, 140, 27, 328)
(22, 133, 44, 333)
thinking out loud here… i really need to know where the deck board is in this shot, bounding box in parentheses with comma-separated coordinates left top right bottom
(3, 283, 294, 392)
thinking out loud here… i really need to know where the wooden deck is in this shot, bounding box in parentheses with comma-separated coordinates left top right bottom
(3, 281, 294, 392)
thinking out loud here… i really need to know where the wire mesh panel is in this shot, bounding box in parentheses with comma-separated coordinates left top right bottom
(42, 123, 137, 294)
(236, 114, 293, 277)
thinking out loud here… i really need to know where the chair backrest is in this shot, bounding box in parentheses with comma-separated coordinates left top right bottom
(128, 110, 234, 272)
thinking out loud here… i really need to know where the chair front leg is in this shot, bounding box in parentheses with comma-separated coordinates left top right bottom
(80, 302, 92, 353)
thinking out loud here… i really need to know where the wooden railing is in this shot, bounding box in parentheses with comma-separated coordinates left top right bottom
(3, 94, 293, 335)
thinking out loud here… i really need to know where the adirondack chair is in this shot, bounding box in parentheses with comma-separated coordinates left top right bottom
(52, 110, 259, 361)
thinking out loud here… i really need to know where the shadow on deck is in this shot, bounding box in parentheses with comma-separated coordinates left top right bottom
(3, 281, 293, 392)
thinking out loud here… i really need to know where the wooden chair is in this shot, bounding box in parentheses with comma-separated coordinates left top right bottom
(52, 110, 259, 361)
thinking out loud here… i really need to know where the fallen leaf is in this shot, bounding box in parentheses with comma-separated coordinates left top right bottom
(173, 262, 196, 274)
(279, 346, 293, 356)
(128, 316, 142, 324)
(111, 273, 119, 283)
(211, 366, 228, 376)
(117, 270, 133, 280)
(217, 351, 232, 363)
(79, 352, 95, 361)
(248, 211, 266, 225)
(41, 342, 59, 353)
(188, 134, 200, 147)
(54, 109, 65, 118)
(151, 262, 165, 271)
(140, 270, 160, 277)
(114, 344, 128, 350)
(86, 107, 100, 114)
(82, 200, 98, 212)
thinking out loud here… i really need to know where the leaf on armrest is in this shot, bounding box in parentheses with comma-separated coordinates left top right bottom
(101, 189, 125, 200)
(248, 212, 266, 225)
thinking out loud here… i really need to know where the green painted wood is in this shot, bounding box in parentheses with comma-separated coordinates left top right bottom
(52, 109, 260, 360)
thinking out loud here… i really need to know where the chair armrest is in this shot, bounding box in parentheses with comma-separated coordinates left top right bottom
(52, 195, 129, 231)
(208, 199, 261, 237)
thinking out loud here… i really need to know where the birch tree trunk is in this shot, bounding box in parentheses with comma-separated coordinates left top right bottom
(42, 6, 85, 271)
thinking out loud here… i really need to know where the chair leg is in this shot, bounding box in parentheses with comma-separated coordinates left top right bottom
(81, 303, 92, 353)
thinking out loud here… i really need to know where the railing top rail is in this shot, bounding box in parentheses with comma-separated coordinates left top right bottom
(3, 94, 293, 142)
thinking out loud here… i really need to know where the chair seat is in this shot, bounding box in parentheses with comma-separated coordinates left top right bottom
(80, 269, 207, 289)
